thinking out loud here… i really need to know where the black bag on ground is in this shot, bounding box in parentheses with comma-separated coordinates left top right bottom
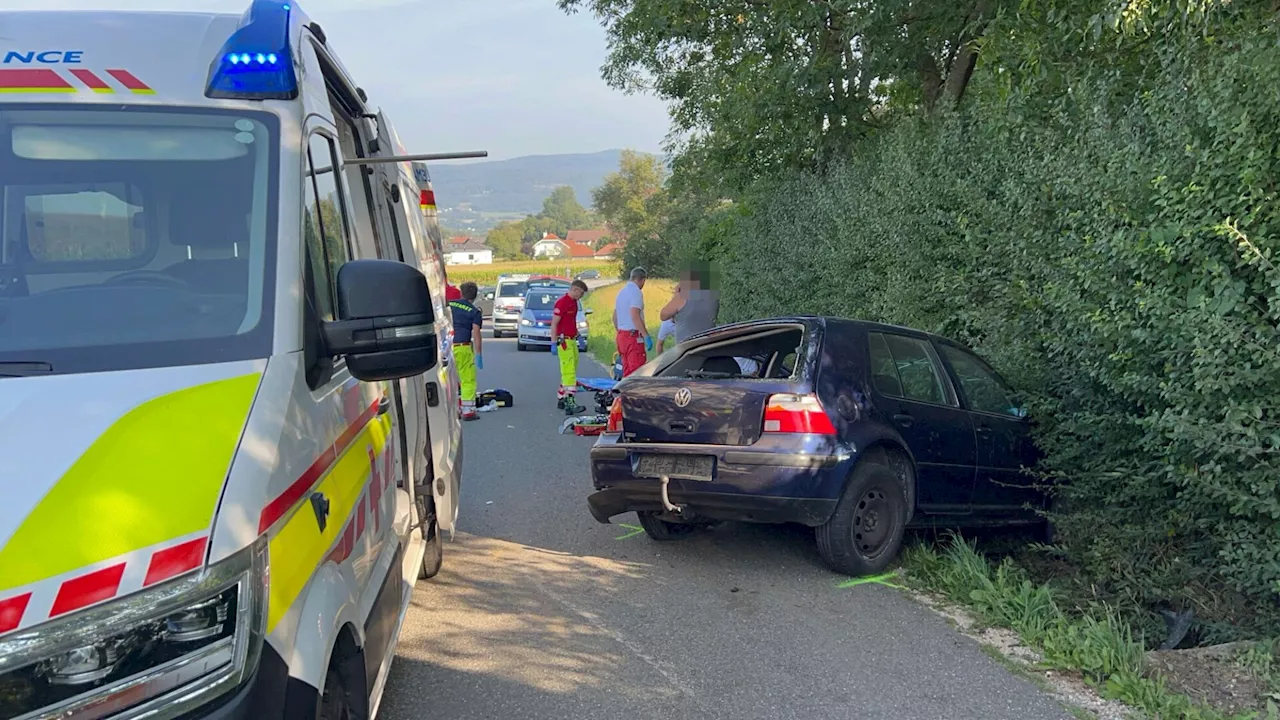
(476, 389, 514, 408)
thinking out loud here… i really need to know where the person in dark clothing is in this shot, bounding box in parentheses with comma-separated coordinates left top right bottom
(449, 282, 484, 420)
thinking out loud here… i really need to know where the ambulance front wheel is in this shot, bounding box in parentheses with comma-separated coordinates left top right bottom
(420, 514, 443, 579)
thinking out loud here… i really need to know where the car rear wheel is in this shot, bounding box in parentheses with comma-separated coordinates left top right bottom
(816, 461, 907, 576)
(636, 511, 706, 541)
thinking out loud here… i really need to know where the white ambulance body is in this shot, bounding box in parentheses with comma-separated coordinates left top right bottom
(0, 2, 466, 718)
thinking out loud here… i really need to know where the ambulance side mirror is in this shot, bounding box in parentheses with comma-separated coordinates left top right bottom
(323, 259, 439, 382)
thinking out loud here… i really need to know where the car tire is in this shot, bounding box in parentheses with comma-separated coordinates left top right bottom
(516, 342, 526, 352)
(419, 515, 443, 580)
(494, 330, 504, 339)
(816, 460, 907, 576)
(636, 511, 705, 541)
(319, 663, 352, 720)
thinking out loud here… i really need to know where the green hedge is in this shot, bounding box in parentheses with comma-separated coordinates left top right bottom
(710, 26, 1280, 632)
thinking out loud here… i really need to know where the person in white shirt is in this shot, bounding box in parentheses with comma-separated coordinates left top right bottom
(612, 266, 650, 377)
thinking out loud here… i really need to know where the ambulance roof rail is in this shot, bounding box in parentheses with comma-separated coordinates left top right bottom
(205, 0, 299, 100)
(344, 151, 489, 166)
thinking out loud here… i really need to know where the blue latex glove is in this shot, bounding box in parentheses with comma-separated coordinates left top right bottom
(644, 335, 654, 353)
(475, 355, 484, 371)
(550, 340, 558, 356)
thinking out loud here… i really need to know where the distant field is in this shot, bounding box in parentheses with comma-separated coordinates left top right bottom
(447, 259, 622, 287)
(582, 278, 677, 366)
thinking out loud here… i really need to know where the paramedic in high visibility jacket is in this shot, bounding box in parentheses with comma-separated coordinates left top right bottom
(450, 282, 484, 421)
(551, 279, 589, 413)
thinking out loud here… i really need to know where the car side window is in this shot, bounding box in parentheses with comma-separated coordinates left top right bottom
(304, 133, 352, 322)
(881, 333, 952, 406)
(938, 344, 1023, 418)
(868, 332, 904, 398)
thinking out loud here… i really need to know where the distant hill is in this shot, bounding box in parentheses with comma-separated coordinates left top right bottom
(427, 149, 629, 216)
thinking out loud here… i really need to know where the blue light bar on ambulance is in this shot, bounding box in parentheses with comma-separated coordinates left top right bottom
(205, 0, 298, 100)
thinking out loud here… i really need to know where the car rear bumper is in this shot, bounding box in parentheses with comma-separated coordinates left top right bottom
(587, 435, 850, 526)
(492, 312, 520, 331)
(587, 486, 837, 526)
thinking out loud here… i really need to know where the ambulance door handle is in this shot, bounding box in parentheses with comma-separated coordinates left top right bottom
(310, 492, 330, 532)
(378, 396, 391, 415)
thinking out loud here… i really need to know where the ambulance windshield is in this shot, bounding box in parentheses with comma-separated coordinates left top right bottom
(0, 105, 279, 375)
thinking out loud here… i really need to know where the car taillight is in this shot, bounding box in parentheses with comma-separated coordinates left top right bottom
(606, 396, 623, 433)
(762, 394, 837, 435)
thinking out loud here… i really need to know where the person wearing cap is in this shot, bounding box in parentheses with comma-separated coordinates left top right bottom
(449, 282, 484, 421)
(612, 266, 651, 377)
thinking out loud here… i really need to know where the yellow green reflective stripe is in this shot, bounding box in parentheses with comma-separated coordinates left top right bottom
(0, 373, 261, 592)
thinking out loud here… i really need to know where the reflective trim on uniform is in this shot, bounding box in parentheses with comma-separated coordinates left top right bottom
(0, 373, 261, 599)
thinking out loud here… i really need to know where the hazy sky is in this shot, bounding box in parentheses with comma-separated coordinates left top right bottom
(5, 0, 671, 161)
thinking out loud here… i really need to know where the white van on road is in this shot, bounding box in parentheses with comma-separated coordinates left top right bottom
(0, 2, 474, 718)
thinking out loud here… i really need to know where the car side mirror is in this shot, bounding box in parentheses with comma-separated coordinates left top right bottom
(584, 308, 594, 315)
(323, 259, 438, 382)
(485, 292, 494, 300)
(1010, 393, 1030, 419)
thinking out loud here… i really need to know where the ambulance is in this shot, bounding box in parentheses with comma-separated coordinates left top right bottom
(0, 2, 473, 717)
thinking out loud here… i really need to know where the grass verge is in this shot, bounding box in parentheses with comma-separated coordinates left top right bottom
(581, 279, 677, 366)
(903, 536, 1277, 720)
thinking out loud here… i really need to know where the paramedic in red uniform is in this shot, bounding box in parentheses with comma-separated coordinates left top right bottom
(612, 267, 651, 377)
(551, 279, 589, 412)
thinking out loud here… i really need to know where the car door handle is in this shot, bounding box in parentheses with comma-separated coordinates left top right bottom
(892, 413, 914, 428)
(975, 425, 992, 436)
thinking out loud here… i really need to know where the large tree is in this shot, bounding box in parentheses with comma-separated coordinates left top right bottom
(591, 150, 667, 242)
(559, 0, 1001, 188)
(540, 185, 591, 237)
(485, 220, 525, 260)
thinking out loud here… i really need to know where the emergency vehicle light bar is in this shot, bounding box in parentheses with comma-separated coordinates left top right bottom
(205, 0, 298, 100)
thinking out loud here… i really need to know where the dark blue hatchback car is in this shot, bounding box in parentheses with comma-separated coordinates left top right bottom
(587, 316, 1045, 575)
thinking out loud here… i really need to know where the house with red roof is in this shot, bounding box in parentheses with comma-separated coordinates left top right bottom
(565, 241, 597, 258)
(594, 241, 625, 259)
(565, 229, 610, 250)
(532, 232, 568, 258)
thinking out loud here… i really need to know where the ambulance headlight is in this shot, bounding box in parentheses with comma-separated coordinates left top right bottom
(0, 538, 267, 720)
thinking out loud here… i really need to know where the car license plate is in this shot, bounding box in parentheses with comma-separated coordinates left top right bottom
(634, 454, 714, 481)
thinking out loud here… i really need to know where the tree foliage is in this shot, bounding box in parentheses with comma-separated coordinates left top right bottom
(559, 0, 1003, 189)
(540, 185, 592, 238)
(590, 149, 670, 271)
(484, 186, 601, 259)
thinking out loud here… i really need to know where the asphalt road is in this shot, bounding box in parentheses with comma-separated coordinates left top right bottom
(379, 331, 1072, 720)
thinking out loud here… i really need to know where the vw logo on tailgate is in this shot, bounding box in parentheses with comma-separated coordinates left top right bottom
(673, 388, 692, 408)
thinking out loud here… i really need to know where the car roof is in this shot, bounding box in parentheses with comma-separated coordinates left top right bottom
(694, 315, 949, 343)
